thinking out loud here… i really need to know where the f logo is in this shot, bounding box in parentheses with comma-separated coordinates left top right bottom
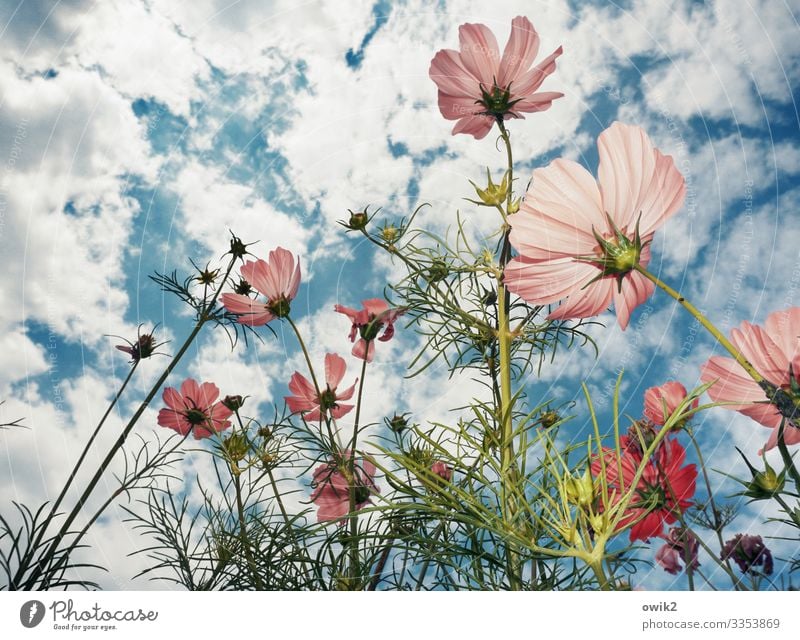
(20, 600, 45, 628)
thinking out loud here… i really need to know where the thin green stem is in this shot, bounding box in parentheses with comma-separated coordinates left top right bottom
(232, 469, 263, 590)
(634, 265, 764, 385)
(347, 355, 370, 585)
(25, 255, 237, 589)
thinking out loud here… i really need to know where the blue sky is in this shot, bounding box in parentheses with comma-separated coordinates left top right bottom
(1, 0, 799, 589)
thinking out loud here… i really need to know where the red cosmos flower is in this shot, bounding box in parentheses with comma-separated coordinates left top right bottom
(310, 451, 379, 524)
(700, 307, 800, 452)
(334, 298, 405, 362)
(221, 247, 300, 325)
(431, 461, 453, 482)
(285, 353, 357, 422)
(644, 381, 698, 426)
(429, 16, 563, 139)
(157, 378, 233, 440)
(591, 438, 697, 542)
(504, 122, 686, 330)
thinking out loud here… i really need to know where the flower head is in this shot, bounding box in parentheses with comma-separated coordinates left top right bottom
(221, 247, 300, 325)
(700, 308, 800, 452)
(721, 534, 774, 575)
(334, 298, 406, 362)
(115, 331, 161, 362)
(504, 122, 686, 329)
(157, 379, 233, 440)
(644, 381, 698, 426)
(431, 461, 453, 482)
(429, 16, 563, 138)
(655, 526, 700, 575)
(310, 451, 379, 523)
(591, 437, 697, 542)
(285, 353, 357, 422)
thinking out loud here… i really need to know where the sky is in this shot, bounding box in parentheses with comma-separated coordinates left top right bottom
(0, 0, 799, 590)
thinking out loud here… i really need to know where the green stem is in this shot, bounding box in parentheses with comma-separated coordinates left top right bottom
(347, 355, 370, 586)
(776, 419, 800, 494)
(25, 255, 237, 589)
(496, 118, 521, 590)
(634, 265, 764, 385)
(28, 361, 139, 577)
(232, 469, 263, 590)
(589, 559, 611, 590)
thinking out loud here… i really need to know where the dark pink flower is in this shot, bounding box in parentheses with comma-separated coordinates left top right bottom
(429, 16, 563, 138)
(504, 122, 686, 330)
(285, 353, 357, 422)
(334, 298, 405, 362)
(157, 378, 233, 439)
(700, 307, 800, 452)
(721, 534, 773, 575)
(221, 247, 300, 325)
(655, 526, 700, 575)
(644, 381, 698, 426)
(310, 451, 379, 524)
(431, 461, 453, 482)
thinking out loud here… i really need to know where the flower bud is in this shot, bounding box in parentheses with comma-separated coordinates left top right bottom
(385, 413, 410, 434)
(222, 395, 245, 411)
(468, 168, 510, 207)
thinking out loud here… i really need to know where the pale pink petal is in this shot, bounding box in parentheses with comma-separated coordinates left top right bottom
(302, 407, 323, 422)
(353, 339, 374, 362)
(547, 278, 615, 323)
(504, 257, 600, 305)
(157, 408, 189, 434)
(512, 159, 606, 260)
(513, 45, 563, 95)
(240, 259, 273, 298)
(498, 16, 540, 87)
(613, 269, 655, 330)
(451, 114, 495, 139)
(458, 23, 500, 87)
(437, 92, 481, 121)
(763, 423, 800, 452)
(362, 298, 389, 317)
(180, 379, 201, 404)
(329, 404, 354, 419)
(730, 323, 788, 380)
(195, 381, 221, 408)
(636, 148, 686, 238)
(334, 304, 360, 322)
(700, 356, 769, 407)
(597, 122, 656, 232)
(162, 386, 183, 412)
(429, 49, 480, 97)
(764, 308, 800, 373)
(287, 372, 317, 403)
(221, 293, 275, 326)
(644, 381, 690, 425)
(324, 353, 347, 389)
(337, 381, 357, 402)
(513, 91, 564, 113)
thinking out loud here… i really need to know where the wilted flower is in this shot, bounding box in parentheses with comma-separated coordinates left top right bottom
(334, 298, 406, 362)
(644, 381, 698, 426)
(221, 247, 301, 325)
(655, 527, 700, 575)
(310, 451, 379, 524)
(429, 16, 563, 139)
(721, 534, 773, 575)
(700, 307, 800, 452)
(431, 461, 453, 482)
(157, 379, 233, 440)
(115, 332, 160, 362)
(285, 353, 357, 422)
(504, 122, 686, 330)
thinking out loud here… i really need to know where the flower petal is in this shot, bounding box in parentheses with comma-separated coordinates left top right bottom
(458, 22, 500, 87)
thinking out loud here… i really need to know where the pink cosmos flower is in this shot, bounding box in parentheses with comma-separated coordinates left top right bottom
(285, 353, 357, 422)
(429, 16, 563, 139)
(221, 247, 300, 325)
(504, 122, 686, 330)
(699, 308, 800, 452)
(157, 378, 233, 440)
(310, 451, 379, 523)
(644, 381, 699, 426)
(334, 298, 406, 362)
